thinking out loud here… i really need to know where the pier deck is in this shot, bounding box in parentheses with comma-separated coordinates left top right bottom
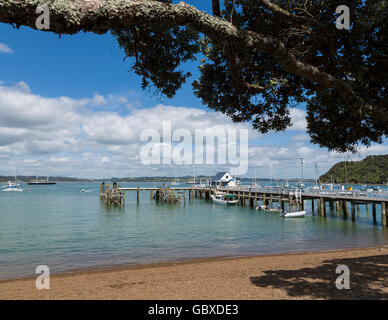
(101, 184, 388, 227)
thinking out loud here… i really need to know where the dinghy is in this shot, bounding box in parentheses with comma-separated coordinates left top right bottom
(256, 205, 282, 213)
(282, 211, 306, 218)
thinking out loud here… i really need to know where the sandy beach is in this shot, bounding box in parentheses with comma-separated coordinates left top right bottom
(0, 247, 387, 300)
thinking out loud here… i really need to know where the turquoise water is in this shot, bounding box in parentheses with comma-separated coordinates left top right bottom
(0, 182, 387, 280)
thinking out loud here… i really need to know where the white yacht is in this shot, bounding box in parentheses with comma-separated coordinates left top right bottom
(2, 181, 23, 192)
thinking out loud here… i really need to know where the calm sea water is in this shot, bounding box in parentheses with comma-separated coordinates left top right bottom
(0, 182, 387, 279)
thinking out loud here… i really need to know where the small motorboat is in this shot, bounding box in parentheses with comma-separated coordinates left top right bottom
(211, 192, 238, 205)
(256, 205, 282, 213)
(282, 211, 306, 218)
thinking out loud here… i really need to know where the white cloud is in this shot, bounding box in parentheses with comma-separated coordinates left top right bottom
(291, 134, 309, 142)
(92, 93, 107, 106)
(289, 108, 307, 131)
(82, 104, 258, 146)
(0, 81, 259, 177)
(0, 81, 385, 178)
(0, 43, 13, 54)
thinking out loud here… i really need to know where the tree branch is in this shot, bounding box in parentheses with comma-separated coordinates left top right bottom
(257, 0, 325, 30)
(0, 0, 355, 101)
(257, 0, 338, 55)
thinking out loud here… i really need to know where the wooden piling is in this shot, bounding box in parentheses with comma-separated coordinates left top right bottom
(335, 201, 340, 212)
(372, 203, 377, 224)
(323, 199, 327, 217)
(382, 202, 387, 227)
(343, 201, 349, 218)
(318, 198, 323, 216)
(351, 202, 356, 222)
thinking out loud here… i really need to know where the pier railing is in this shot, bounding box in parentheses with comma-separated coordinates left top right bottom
(196, 185, 388, 201)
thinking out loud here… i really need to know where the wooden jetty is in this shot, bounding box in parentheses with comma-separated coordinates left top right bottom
(215, 185, 388, 228)
(100, 182, 125, 206)
(100, 183, 388, 227)
(153, 187, 180, 203)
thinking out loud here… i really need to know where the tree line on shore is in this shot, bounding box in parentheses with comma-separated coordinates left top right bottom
(319, 155, 388, 185)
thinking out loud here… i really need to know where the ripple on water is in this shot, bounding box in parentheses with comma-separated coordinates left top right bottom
(0, 182, 387, 279)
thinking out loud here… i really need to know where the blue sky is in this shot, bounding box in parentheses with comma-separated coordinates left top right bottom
(0, 2, 386, 179)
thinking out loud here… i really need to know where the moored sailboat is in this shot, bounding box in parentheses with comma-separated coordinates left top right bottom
(2, 170, 23, 192)
(28, 176, 56, 185)
(2, 181, 23, 192)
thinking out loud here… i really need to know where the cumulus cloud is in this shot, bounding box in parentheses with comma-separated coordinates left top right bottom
(291, 134, 309, 142)
(83, 104, 258, 146)
(0, 43, 13, 54)
(0, 81, 385, 178)
(289, 108, 307, 131)
(0, 81, 258, 177)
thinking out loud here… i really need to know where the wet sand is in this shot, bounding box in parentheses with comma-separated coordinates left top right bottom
(0, 247, 387, 300)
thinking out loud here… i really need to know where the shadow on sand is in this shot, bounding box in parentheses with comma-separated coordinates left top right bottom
(250, 254, 388, 299)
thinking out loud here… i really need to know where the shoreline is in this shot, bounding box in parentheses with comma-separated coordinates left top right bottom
(1, 244, 387, 283)
(1, 246, 387, 299)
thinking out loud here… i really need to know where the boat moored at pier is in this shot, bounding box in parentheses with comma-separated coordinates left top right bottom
(282, 211, 306, 218)
(211, 192, 238, 205)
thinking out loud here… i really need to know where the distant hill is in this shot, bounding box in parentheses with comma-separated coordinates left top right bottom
(0, 176, 94, 183)
(319, 155, 388, 185)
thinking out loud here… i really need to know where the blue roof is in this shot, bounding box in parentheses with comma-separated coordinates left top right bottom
(213, 172, 228, 181)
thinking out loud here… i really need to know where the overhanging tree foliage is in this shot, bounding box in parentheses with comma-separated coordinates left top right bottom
(0, 0, 386, 152)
